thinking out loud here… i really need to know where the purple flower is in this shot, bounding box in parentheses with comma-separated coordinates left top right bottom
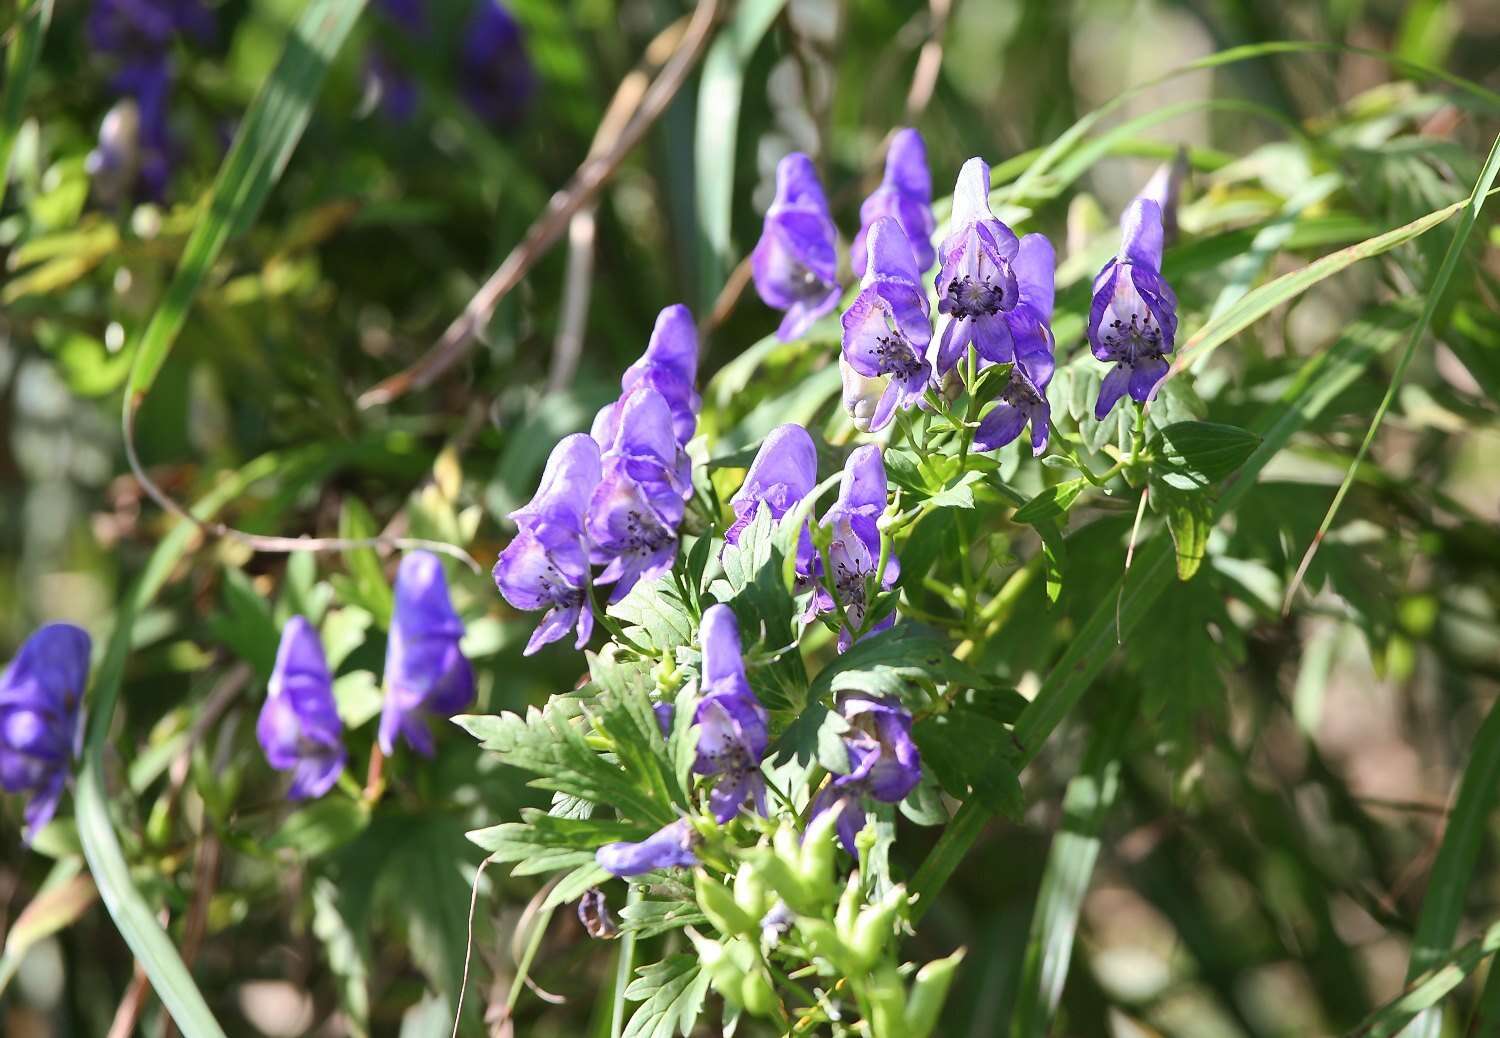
(851, 128, 935, 278)
(587, 388, 691, 602)
(494, 434, 602, 655)
(379, 552, 475, 756)
(692, 605, 769, 822)
(256, 617, 346, 801)
(86, 0, 213, 58)
(974, 233, 1057, 456)
(364, 50, 421, 122)
(840, 217, 934, 431)
(810, 693, 922, 856)
(725, 423, 818, 567)
(1089, 199, 1178, 419)
(751, 153, 842, 342)
(458, 0, 537, 129)
(652, 701, 675, 737)
(1140, 147, 1189, 246)
(933, 158, 1022, 376)
(577, 887, 618, 938)
(0, 624, 90, 841)
(811, 446, 897, 653)
(375, 0, 427, 34)
(596, 819, 699, 877)
(592, 305, 701, 448)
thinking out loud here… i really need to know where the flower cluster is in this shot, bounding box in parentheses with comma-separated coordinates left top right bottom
(0, 625, 91, 840)
(811, 692, 922, 856)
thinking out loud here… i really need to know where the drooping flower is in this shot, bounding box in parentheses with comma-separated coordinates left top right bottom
(725, 423, 818, 572)
(494, 434, 602, 654)
(840, 217, 934, 431)
(851, 128, 935, 278)
(592, 305, 701, 448)
(0, 624, 90, 840)
(256, 617, 346, 801)
(457, 0, 537, 129)
(587, 388, 691, 602)
(974, 233, 1057, 456)
(933, 158, 1022, 376)
(577, 887, 619, 938)
(596, 819, 699, 877)
(810, 693, 922, 856)
(379, 552, 475, 756)
(1089, 199, 1178, 419)
(751, 153, 841, 342)
(811, 446, 898, 652)
(692, 605, 769, 822)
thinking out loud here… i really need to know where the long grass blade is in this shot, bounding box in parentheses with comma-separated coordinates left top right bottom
(1351, 918, 1500, 1038)
(0, 0, 53, 212)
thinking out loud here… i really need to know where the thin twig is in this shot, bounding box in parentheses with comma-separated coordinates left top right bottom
(357, 0, 722, 410)
(450, 855, 495, 1038)
(105, 952, 154, 1038)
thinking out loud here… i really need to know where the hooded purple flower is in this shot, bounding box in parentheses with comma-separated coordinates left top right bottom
(587, 388, 691, 602)
(596, 819, 699, 877)
(933, 158, 1023, 376)
(0, 625, 89, 841)
(692, 605, 770, 822)
(840, 217, 934, 431)
(810, 693, 921, 856)
(974, 233, 1056, 456)
(379, 552, 475, 756)
(86, 0, 213, 57)
(725, 423, 818, 565)
(495, 434, 602, 655)
(256, 617, 346, 801)
(811, 446, 898, 652)
(751, 153, 842, 342)
(591, 305, 700, 448)
(1089, 199, 1178, 419)
(851, 128, 935, 278)
(458, 0, 537, 129)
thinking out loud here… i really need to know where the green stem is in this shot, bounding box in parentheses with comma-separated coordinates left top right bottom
(610, 885, 642, 1038)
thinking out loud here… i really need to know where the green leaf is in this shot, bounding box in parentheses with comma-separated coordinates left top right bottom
(332, 671, 383, 729)
(611, 574, 697, 655)
(588, 651, 690, 811)
(912, 711, 1022, 817)
(209, 566, 280, 679)
(311, 877, 370, 1038)
(1150, 421, 1261, 490)
(1352, 918, 1500, 1038)
(1152, 483, 1213, 580)
(710, 505, 809, 710)
(0, 858, 91, 998)
(618, 899, 708, 940)
(622, 954, 713, 1038)
(265, 797, 371, 858)
(1012, 479, 1089, 525)
(338, 498, 394, 628)
(809, 624, 972, 702)
(467, 811, 648, 876)
(0, 0, 53, 213)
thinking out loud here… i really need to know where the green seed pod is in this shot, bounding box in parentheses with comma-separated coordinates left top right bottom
(687, 929, 745, 995)
(733, 861, 767, 921)
(739, 969, 777, 1018)
(849, 885, 907, 970)
(696, 869, 757, 937)
(904, 948, 966, 1038)
(866, 964, 908, 1038)
(795, 916, 857, 976)
(798, 806, 841, 905)
(835, 872, 862, 936)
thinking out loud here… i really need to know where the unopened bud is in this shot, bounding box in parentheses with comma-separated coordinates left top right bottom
(696, 869, 757, 937)
(905, 948, 966, 1038)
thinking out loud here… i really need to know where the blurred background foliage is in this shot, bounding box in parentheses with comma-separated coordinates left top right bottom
(2, 0, 1500, 1035)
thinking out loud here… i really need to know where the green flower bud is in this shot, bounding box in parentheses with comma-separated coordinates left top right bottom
(798, 806, 841, 906)
(795, 917, 858, 976)
(733, 861, 767, 921)
(867, 964, 907, 1038)
(905, 949, 966, 1038)
(696, 869, 757, 937)
(739, 970, 776, 1018)
(849, 884, 907, 970)
(687, 929, 746, 995)
(835, 872, 862, 936)
(753, 848, 820, 916)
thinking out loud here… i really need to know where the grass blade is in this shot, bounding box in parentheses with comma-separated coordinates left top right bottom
(0, 0, 53, 212)
(1351, 919, 1500, 1038)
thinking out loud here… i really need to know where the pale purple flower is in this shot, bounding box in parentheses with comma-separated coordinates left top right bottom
(810, 693, 922, 856)
(596, 819, 699, 877)
(494, 434, 602, 654)
(1089, 199, 1178, 419)
(726, 423, 818, 575)
(0, 624, 90, 840)
(591, 305, 700, 448)
(840, 217, 934, 431)
(1140, 147, 1189, 246)
(751, 153, 841, 341)
(851, 128, 935, 277)
(458, 0, 537, 129)
(256, 617, 346, 801)
(577, 887, 618, 938)
(974, 233, 1056, 456)
(811, 446, 898, 652)
(692, 605, 769, 822)
(379, 552, 475, 756)
(933, 158, 1022, 376)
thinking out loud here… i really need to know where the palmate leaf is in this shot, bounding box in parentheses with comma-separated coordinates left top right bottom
(1150, 421, 1261, 491)
(710, 505, 810, 710)
(808, 623, 983, 702)
(622, 954, 713, 1038)
(618, 899, 709, 940)
(587, 651, 690, 812)
(467, 809, 650, 876)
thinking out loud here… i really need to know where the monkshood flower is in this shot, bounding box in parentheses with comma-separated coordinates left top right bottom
(596, 819, 699, 877)
(494, 434, 602, 655)
(592, 305, 701, 448)
(577, 887, 618, 938)
(974, 232, 1057, 455)
(692, 605, 770, 822)
(840, 217, 934, 431)
(840, 355, 887, 434)
(751, 153, 841, 342)
(933, 158, 1022, 376)
(86, 0, 213, 58)
(379, 552, 476, 756)
(851, 128, 935, 278)
(0, 624, 90, 840)
(725, 423, 817, 570)
(1089, 198, 1178, 419)
(1140, 146, 1189, 246)
(458, 0, 538, 129)
(812, 446, 898, 653)
(810, 693, 922, 856)
(256, 617, 346, 801)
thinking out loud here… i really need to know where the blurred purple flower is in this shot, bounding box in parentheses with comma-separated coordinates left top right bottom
(86, 0, 213, 57)
(596, 819, 699, 877)
(933, 158, 1022, 376)
(1089, 199, 1178, 419)
(811, 446, 897, 653)
(726, 423, 817, 577)
(0, 624, 90, 841)
(974, 233, 1057, 455)
(587, 388, 691, 602)
(592, 305, 701, 448)
(379, 552, 475, 756)
(256, 617, 346, 801)
(810, 693, 921, 856)
(692, 605, 769, 822)
(577, 887, 618, 938)
(364, 50, 421, 122)
(494, 434, 602, 655)
(840, 217, 933, 431)
(652, 701, 675, 737)
(851, 128, 935, 278)
(458, 0, 537, 129)
(751, 153, 841, 342)
(375, 0, 428, 34)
